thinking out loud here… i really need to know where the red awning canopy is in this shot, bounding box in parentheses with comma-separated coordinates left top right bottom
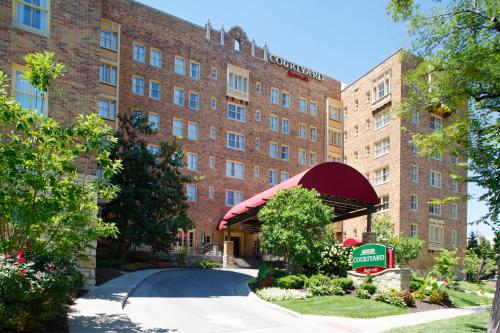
(343, 238, 362, 247)
(218, 162, 379, 230)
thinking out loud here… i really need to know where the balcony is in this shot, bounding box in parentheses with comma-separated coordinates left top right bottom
(226, 87, 249, 102)
(371, 92, 391, 112)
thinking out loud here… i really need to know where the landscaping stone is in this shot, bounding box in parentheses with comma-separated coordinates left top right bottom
(348, 268, 411, 292)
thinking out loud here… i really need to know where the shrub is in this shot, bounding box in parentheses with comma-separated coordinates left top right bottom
(177, 248, 188, 265)
(304, 274, 344, 296)
(256, 287, 309, 301)
(257, 263, 274, 280)
(359, 282, 377, 295)
(276, 274, 306, 289)
(374, 292, 407, 308)
(412, 290, 425, 301)
(410, 274, 424, 291)
(429, 289, 451, 305)
(364, 274, 373, 283)
(260, 276, 275, 288)
(319, 242, 353, 277)
(191, 259, 221, 268)
(248, 277, 257, 286)
(356, 288, 371, 299)
(331, 277, 354, 292)
(396, 290, 416, 307)
(272, 269, 288, 279)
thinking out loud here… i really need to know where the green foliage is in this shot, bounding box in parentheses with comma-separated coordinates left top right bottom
(432, 249, 459, 282)
(276, 274, 306, 289)
(0, 55, 120, 258)
(359, 282, 377, 295)
(177, 248, 188, 265)
(331, 277, 354, 292)
(372, 213, 395, 242)
(356, 288, 371, 299)
(96, 258, 129, 268)
(258, 186, 333, 270)
(463, 250, 496, 282)
(429, 289, 451, 305)
(374, 291, 407, 308)
(410, 274, 425, 291)
(387, 234, 424, 267)
(304, 274, 344, 296)
(103, 112, 196, 256)
(364, 274, 374, 283)
(319, 241, 353, 277)
(191, 259, 221, 269)
(257, 262, 275, 280)
(396, 290, 416, 307)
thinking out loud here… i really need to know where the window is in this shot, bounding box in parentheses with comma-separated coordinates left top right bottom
(344, 130, 348, 142)
(354, 99, 359, 111)
(450, 230, 457, 247)
(190, 61, 200, 80)
(344, 106, 348, 117)
(298, 124, 307, 138)
(208, 186, 215, 199)
(133, 43, 145, 63)
(307, 127, 317, 142)
(411, 165, 419, 182)
(269, 142, 278, 159)
(298, 150, 306, 165)
(365, 119, 371, 131)
(132, 76, 144, 95)
(310, 101, 317, 116)
(210, 97, 217, 110)
(299, 98, 307, 113)
(354, 125, 359, 136)
(187, 153, 198, 171)
(226, 103, 246, 122)
(372, 77, 391, 101)
(374, 167, 390, 185)
(429, 202, 442, 216)
(98, 98, 116, 120)
(268, 170, 278, 185)
(280, 171, 289, 182)
(188, 92, 199, 110)
(429, 224, 444, 244)
(209, 156, 215, 169)
(211, 67, 217, 80)
(186, 184, 197, 201)
(225, 190, 243, 207)
(226, 132, 245, 151)
(365, 145, 370, 157)
(255, 138, 260, 150)
(353, 151, 358, 162)
(175, 56, 185, 75)
(148, 113, 159, 131)
(101, 30, 118, 51)
(99, 63, 117, 85)
(451, 203, 458, 219)
(375, 138, 390, 158)
(150, 48, 161, 67)
(451, 179, 458, 192)
(270, 88, 279, 104)
(15, 0, 49, 33)
(410, 224, 418, 237)
(278, 118, 290, 134)
(332, 132, 342, 146)
(13, 68, 47, 114)
(281, 145, 289, 161)
(234, 39, 241, 51)
(451, 154, 459, 164)
(255, 111, 262, 122)
(269, 115, 279, 131)
(226, 161, 244, 179)
(228, 72, 248, 92)
(411, 194, 418, 211)
(172, 119, 183, 137)
(149, 80, 161, 99)
(375, 111, 390, 130)
(173, 87, 184, 105)
(411, 111, 419, 125)
(381, 195, 389, 210)
(430, 115, 442, 131)
(282, 92, 290, 108)
(329, 106, 342, 121)
(254, 166, 260, 177)
(255, 82, 261, 94)
(429, 170, 442, 188)
(309, 152, 317, 166)
(209, 127, 216, 140)
(431, 152, 443, 161)
(188, 122, 198, 140)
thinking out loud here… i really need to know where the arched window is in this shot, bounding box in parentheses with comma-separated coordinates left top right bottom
(234, 39, 241, 52)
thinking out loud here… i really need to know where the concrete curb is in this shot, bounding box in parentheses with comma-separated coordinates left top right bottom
(243, 281, 302, 318)
(120, 268, 171, 309)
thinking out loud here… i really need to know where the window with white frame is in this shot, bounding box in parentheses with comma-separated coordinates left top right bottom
(226, 161, 244, 179)
(211, 97, 217, 110)
(372, 76, 390, 101)
(255, 82, 261, 94)
(173, 87, 184, 105)
(451, 203, 458, 219)
(270, 115, 279, 131)
(344, 106, 348, 118)
(187, 153, 198, 171)
(309, 127, 317, 142)
(149, 80, 161, 99)
(174, 56, 185, 75)
(190, 61, 200, 80)
(298, 124, 307, 138)
(269, 143, 278, 159)
(188, 122, 198, 140)
(186, 184, 197, 201)
(98, 98, 116, 120)
(254, 166, 260, 178)
(329, 106, 342, 121)
(225, 190, 243, 207)
(309, 152, 317, 166)
(280, 171, 289, 182)
(209, 127, 216, 140)
(268, 170, 278, 185)
(226, 132, 245, 150)
(429, 223, 444, 244)
(411, 165, 419, 182)
(431, 152, 442, 161)
(208, 186, 215, 199)
(429, 202, 442, 216)
(450, 230, 457, 247)
(133, 43, 145, 63)
(451, 179, 458, 192)
(430, 115, 442, 131)
(298, 150, 306, 165)
(374, 167, 390, 185)
(209, 156, 215, 169)
(411, 110, 420, 124)
(281, 145, 289, 161)
(354, 99, 359, 111)
(412, 142, 419, 154)
(148, 113, 159, 131)
(227, 103, 246, 122)
(365, 119, 371, 130)
(451, 154, 459, 164)
(100, 30, 118, 51)
(132, 76, 144, 95)
(13, 68, 47, 114)
(344, 130, 348, 142)
(211, 67, 217, 80)
(380, 195, 389, 210)
(365, 145, 370, 157)
(171, 119, 184, 138)
(270, 88, 279, 104)
(375, 138, 390, 158)
(429, 170, 442, 188)
(255, 110, 262, 122)
(99, 63, 117, 85)
(333, 132, 342, 146)
(281, 118, 290, 134)
(299, 97, 307, 113)
(310, 101, 317, 116)
(410, 224, 418, 237)
(15, 0, 49, 33)
(188, 92, 199, 110)
(150, 48, 161, 67)
(411, 194, 418, 211)
(282, 92, 290, 108)
(375, 111, 390, 130)
(228, 72, 248, 93)
(255, 138, 260, 150)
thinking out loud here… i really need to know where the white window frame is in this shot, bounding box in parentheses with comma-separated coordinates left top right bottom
(188, 91, 200, 110)
(98, 97, 116, 120)
(411, 194, 418, 211)
(150, 48, 162, 67)
(374, 167, 390, 185)
(227, 103, 246, 122)
(375, 110, 390, 130)
(269, 142, 278, 159)
(187, 153, 198, 171)
(172, 118, 183, 137)
(173, 87, 184, 106)
(429, 170, 442, 189)
(190, 61, 201, 80)
(187, 122, 198, 141)
(226, 161, 245, 180)
(174, 56, 186, 75)
(226, 131, 245, 151)
(268, 170, 278, 185)
(149, 80, 161, 100)
(14, 0, 50, 34)
(133, 42, 145, 63)
(374, 138, 390, 158)
(132, 75, 144, 95)
(186, 184, 197, 202)
(270, 88, 279, 105)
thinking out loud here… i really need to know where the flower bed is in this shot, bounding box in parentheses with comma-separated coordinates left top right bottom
(256, 287, 310, 301)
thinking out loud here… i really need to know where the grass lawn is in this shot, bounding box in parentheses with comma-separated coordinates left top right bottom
(273, 295, 408, 318)
(459, 281, 496, 294)
(448, 289, 493, 307)
(383, 311, 490, 333)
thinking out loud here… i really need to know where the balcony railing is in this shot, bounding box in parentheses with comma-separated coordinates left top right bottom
(226, 87, 249, 102)
(371, 93, 391, 112)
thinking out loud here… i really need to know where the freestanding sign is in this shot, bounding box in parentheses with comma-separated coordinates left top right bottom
(352, 243, 394, 274)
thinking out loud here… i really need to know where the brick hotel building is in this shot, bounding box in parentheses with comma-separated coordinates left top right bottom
(0, 0, 465, 271)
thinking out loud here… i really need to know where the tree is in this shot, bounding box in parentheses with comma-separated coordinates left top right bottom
(463, 250, 496, 282)
(257, 186, 333, 271)
(467, 231, 479, 251)
(372, 213, 396, 242)
(0, 52, 120, 257)
(432, 249, 459, 283)
(386, 1, 499, 331)
(387, 234, 424, 268)
(102, 111, 196, 257)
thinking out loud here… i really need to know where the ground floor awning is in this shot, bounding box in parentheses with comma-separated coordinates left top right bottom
(218, 162, 380, 231)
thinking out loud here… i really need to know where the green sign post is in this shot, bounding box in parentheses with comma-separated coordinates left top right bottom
(352, 243, 393, 274)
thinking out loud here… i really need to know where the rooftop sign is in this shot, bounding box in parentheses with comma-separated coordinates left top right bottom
(269, 54, 324, 81)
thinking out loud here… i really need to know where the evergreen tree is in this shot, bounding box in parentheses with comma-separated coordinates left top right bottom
(467, 231, 479, 251)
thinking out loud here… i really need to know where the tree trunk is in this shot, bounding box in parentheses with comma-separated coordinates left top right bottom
(488, 256, 500, 333)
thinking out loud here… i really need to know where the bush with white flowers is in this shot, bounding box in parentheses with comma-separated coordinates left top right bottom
(256, 287, 310, 301)
(320, 242, 353, 277)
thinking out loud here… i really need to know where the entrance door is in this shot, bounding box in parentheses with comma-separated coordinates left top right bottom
(230, 237, 240, 257)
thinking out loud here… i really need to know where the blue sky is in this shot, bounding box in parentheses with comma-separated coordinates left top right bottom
(137, 0, 495, 240)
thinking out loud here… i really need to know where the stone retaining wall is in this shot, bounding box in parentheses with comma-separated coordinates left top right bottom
(79, 241, 97, 289)
(348, 268, 411, 292)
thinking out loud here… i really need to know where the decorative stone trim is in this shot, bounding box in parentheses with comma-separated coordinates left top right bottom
(222, 240, 234, 268)
(348, 268, 411, 292)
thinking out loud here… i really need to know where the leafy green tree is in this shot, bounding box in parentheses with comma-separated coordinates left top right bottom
(463, 250, 496, 282)
(0, 52, 120, 257)
(102, 112, 196, 257)
(257, 186, 333, 271)
(387, 234, 424, 268)
(467, 231, 479, 251)
(432, 249, 459, 283)
(372, 213, 396, 242)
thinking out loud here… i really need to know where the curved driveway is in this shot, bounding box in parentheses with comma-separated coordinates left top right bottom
(124, 268, 337, 333)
